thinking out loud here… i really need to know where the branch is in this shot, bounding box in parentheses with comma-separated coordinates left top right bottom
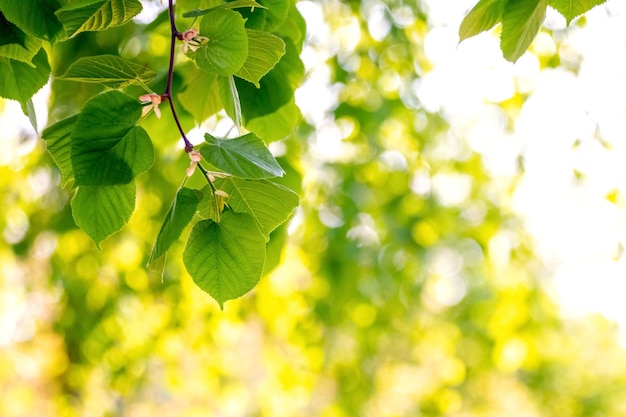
(164, 0, 194, 153)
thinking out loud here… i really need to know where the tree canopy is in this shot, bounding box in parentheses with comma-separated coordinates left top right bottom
(1, 0, 626, 415)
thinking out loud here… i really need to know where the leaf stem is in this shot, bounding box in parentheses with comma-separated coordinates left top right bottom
(165, 0, 194, 153)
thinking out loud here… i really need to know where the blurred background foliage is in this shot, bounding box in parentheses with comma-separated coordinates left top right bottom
(1, 0, 626, 416)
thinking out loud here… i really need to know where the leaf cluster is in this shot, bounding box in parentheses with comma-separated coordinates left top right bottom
(459, 0, 608, 62)
(1, 0, 304, 307)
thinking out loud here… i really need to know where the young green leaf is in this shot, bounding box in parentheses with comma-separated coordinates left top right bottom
(214, 178, 299, 240)
(178, 67, 222, 124)
(148, 187, 203, 268)
(182, 0, 266, 17)
(501, 0, 548, 62)
(459, 0, 507, 41)
(195, 9, 248, 76)
(0, 0, 64, 42)
(0, 48, 50, 106)
(200, 133, 285, 179)
(235, 29, 285, 88)
(58, 55, 157, 89)
(55, 0, 143, 38)
(183, 211, 266, 308)
(71, 182, 136, 248)
(548, 0, 607, 25)
(70, 91, 154, 186)
(41, 115, 79, 186)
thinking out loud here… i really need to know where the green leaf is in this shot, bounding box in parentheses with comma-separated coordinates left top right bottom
(235, 29, 285, 88)
(245, 98, 301, 142)
(194, 9, 248, 76)
(0, 13, 42, 64)
(200, 132, 284, 179)
(215, 178, 299, 240)
(148, 187, 203, 268)
(0, 0, 64, 42)
(258, 0, 289, 31)
(58, 55, 157, 89)
(501, 0, 548, 62)
(197, 185, 220, 221)
(71, 91, 154, 186)
(178, 67, 222, 124)
(71, 182, 136, 248)
(276, 3, 306, 52)
(182, 0, 266, 17)
(183, 212, 266, 307)
(42, 115, 79, 186)
(217, 75, 242, 127)
(55, 0, 142, 38)
(0, 48, 50, 106)
(235, 37, 303, 120)
(548, 0, 607, 24)
(459, 0, 507, 41)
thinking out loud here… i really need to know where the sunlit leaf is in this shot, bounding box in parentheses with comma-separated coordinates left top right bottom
(71, 182, 136, 248)
(42, 114, 78, 185)
(0, 48, 50, 106)
(215, 177, 299, 240)
(459, 0, 506, 41)
(70, 90, 154, 186)
(182, 0, 265, 17)
(501, 0, 548, 62)
(183, 211, 266, 308)
(148, 187, 202, 268)
(548, 0, 607, 24)
(55, 0, 143, 38)
(194, 9, 248, 76)
(200, 132, 284, 179)
(58, 55, 157, 88)
(178, 67, 221, 124)
(235, 29, 285, 88)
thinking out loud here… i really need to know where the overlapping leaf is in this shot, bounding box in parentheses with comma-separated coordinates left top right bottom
(235, 37, 303, 120)
(41, 114, 78, 185)
(55, 0, 142, 38)
(148, 187, 202, 267)
(182, 0, 265, 17)
(179, 67, 222, 123)
(0, 0, 64, 42)
(71, 182, 136, 248)
(183, 212, 266, 308)
(70, 90, 154, 186)
(501, 0, 547, 62)
(236, 29, 285, 88)
(200, 133, 284, 179)
(215, 178, 299, 240)
(0, 48, 50, 106)
(0, 13, 42, 64)
(58, 55, 157, 88)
